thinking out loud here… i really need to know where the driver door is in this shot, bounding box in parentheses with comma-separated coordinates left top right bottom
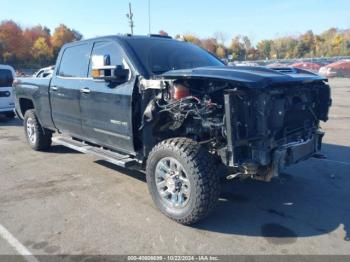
(80, 41, 136, 155)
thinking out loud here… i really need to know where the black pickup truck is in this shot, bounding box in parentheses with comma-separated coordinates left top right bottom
(14, 35, 331, 225)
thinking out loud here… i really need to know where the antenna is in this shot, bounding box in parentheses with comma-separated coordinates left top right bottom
(126, 2, 134, 35)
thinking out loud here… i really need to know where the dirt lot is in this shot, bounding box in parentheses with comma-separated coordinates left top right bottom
(0, 78, 349, 257)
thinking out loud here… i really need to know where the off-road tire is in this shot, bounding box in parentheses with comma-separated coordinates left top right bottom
(24, 109, 52, 151)
(146, 138, 221, 225)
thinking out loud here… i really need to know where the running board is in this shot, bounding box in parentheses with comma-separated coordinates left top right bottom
(52, 136, 137, 168)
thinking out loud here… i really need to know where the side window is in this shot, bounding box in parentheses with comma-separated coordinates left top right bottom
(88, 42, 123, 76)
(58, 44, 91, 78)
(0, 69, 13, 87)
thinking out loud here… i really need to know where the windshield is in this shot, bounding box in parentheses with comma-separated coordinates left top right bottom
(126, 38, 224, 75)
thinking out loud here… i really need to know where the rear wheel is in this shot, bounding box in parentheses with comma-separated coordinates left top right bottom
(146, 138, 221, 225)
(24, 109, 52, 151)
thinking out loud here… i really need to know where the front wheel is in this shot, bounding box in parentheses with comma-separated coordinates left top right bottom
(146, 138, 221, 225)
(24, 109, 52, 151)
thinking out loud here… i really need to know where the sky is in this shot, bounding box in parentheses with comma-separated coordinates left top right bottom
(1, 0, 350, 45)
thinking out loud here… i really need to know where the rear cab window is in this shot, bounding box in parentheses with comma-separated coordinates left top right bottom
(0, 69, 14, 87)
(58, 44, 92, 78)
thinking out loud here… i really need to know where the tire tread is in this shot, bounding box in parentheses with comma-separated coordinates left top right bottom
(24, 109, 52, 151)
(147, 137, 220, 225)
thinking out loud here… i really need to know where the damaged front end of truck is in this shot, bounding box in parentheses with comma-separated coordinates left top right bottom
(138, 66, 332, 181)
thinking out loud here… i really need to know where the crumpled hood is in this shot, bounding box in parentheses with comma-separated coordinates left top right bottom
(157, 66, 326, 89)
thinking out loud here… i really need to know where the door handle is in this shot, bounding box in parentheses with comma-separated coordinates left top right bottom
(80, 88, 91, 94)
(51, 86, 59, 91)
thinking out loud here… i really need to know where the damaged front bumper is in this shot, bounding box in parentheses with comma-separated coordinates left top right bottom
(268, 130, 324, 180)
(222, 87, 328, 181)
(223, 131, 324, 182)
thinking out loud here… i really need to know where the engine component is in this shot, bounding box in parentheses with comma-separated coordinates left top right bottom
(171, 82, 190, 100)
(152, 81, 226, 145)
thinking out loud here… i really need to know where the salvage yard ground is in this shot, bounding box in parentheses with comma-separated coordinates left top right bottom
(0, 78, 349, 256)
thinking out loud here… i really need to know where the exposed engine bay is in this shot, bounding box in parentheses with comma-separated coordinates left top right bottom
(139, 72, 331, 181)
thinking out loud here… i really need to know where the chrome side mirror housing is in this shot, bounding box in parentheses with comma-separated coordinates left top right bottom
(91, 55, 129, 83)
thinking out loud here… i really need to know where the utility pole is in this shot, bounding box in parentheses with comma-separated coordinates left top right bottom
(126, 2, 134, 35)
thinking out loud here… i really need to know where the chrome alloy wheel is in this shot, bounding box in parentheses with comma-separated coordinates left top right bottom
(155, 157, 191, 209)
(26, 117, 36, 144)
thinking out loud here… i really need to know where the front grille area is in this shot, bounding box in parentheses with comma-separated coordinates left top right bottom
(267, 92, 318, 140)
(224, 81, 331, 166)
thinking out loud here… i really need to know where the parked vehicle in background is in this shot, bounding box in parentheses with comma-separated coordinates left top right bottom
(319, 60, 350, 78)
(229, 61, 260, 67)
(0, 65, 16, 119)
(13, 35, 331, 225)
(266, 62, 288, 68)
(290, 62, 322, 73)
(33, 66, 55, 78)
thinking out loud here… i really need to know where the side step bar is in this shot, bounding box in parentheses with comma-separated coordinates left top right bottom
(52, 136, 138, 168)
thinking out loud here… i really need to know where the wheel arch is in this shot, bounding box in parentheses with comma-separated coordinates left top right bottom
(18, 97, 35, 119)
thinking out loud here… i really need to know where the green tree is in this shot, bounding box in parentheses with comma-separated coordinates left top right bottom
(294, 30, 315, 58)
(31, 37, 53, 67)
(319, 28, 338, 56)
(270, 37, 298, 59)
(242, 36, 251, 60)
(257, 40, 273, 59)
(230, 36, 245, 61)
(314, 35, 325, 57)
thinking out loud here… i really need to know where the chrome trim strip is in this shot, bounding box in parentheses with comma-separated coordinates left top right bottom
(56, 76, 93, 80)
(93, 128, 130, 140)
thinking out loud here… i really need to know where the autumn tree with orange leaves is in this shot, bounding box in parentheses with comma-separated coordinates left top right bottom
(0, 20, 82, 68)
(1, 19, 350, 69)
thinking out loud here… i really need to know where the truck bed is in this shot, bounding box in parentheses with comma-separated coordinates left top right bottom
(14, 77, 54, 129)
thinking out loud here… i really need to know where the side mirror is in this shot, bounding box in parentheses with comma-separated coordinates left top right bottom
(91, 55, 129, 83)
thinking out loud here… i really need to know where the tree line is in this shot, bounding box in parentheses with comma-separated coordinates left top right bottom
(0, 20, 82, 68)
(173, 28, 350, 61)
(1, 20, 350, 69)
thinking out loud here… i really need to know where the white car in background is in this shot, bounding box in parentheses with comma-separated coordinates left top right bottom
(0, 64, 15, 119)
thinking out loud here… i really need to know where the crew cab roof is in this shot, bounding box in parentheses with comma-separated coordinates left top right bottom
(61, 35, 177, 77)
(63, 34, 174, 47)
